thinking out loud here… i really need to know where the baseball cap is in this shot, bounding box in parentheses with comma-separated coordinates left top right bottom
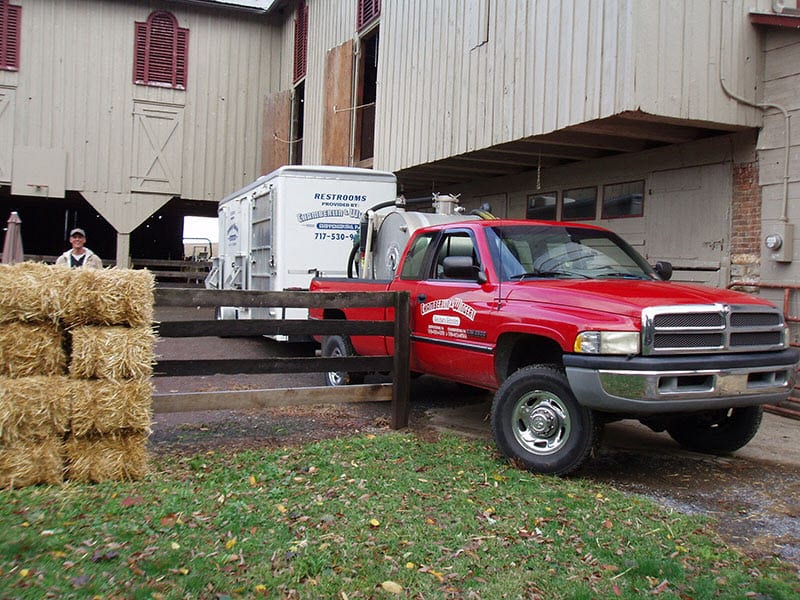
(70, 228, 86, 237)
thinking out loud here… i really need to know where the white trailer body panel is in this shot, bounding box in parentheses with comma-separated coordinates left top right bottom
(208, 166, 397, 338)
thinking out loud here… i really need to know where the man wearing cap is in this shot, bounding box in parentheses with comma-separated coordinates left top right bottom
(56, 228, 103, 269)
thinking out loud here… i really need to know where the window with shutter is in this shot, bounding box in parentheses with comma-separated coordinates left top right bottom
(356, 0, 380, 31)
(293, 1, 308, 83)
(133, 11, 189, 89)
(0, 0, 21, 71)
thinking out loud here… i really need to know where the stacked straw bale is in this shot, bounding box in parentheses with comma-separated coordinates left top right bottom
(0, 263, 155, 488)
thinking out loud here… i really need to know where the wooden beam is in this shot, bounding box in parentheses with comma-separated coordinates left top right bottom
(156, 318, 394, 338)
(154, 355, 393, 377)
(152, 384, 392, 413)
(155, 288, 396, 309)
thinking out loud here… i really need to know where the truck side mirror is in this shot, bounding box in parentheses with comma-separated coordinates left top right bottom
(442, 255, 486, 283)
(654, 261, 672, 281)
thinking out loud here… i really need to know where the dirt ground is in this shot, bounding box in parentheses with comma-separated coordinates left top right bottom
(150, 323, 800, 572)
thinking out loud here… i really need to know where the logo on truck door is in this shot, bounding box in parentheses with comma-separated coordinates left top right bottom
(420, 297, 476, 320)
(417, 296, 488, 344)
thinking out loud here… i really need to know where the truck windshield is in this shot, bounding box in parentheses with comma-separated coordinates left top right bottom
(486, 225, 656, 282)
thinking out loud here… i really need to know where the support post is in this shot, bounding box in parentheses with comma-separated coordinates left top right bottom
(116, 232, 131, 268)
(391, 291, 411, 429)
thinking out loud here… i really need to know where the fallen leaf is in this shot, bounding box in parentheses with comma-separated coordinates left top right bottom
(381, 581, 403, 594)
(120, 496, 143, 507)
(160, 515, 177, 527)
(226, 538, 237, 550)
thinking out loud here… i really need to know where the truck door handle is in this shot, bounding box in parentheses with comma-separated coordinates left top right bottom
(417, 294, 427, 302)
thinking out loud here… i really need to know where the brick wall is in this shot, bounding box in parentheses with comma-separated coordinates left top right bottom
(730, 161, 761, 283)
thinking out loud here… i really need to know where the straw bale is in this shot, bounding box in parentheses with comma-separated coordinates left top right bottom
(0, 262, 68, 324)
(64, 431, 149, 482)
(70, 379, 153, 437)
(0, 376, 71, 443)
(0, 436, 64, 489)
(61, 268, 155, 328)
(0, 322, 66, 377)
(69, 326, 155, 380)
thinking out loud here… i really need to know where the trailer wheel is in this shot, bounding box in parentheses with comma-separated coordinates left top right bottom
(322, 335, 365, 386)
(665, 406, 763, 454)
(491, 365, 600, 476)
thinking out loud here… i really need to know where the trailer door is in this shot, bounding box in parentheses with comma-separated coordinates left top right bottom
(249, 187, 275, 319)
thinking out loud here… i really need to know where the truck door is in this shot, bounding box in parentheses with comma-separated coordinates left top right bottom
(408, 229, 497, 387)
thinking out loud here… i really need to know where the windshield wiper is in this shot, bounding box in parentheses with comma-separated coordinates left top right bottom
(510, 270, 591, 280)
(594, 272, 649, 280)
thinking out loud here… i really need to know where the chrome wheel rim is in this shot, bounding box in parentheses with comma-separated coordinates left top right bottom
(511, 390, 571, 455)
(326, 345, 348, 386)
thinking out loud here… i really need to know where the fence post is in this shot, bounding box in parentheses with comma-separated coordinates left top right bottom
(391, 290, 411, 429)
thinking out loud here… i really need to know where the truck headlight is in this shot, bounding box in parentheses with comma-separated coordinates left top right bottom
(574, 331, 640, 355)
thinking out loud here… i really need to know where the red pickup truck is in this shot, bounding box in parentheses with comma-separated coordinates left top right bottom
(310, 218, 798, 475)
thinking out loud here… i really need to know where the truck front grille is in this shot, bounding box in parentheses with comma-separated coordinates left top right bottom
(642, 304, 786, 355)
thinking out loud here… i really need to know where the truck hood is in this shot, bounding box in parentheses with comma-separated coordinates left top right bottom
(503, 279, 773, 320)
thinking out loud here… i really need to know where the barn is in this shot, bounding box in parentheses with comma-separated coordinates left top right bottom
(0, 0, 798, 313)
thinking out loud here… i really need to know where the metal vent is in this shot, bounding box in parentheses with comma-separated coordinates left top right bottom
(642, 304, 787, 355)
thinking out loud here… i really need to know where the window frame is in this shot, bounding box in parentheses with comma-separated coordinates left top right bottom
(0, 0, 21, 72)
(431, 230, 481, 281)
(526, 191, 558, 221)
(601, 180, 645, 219)
(561, 186, 598, 221)
(133, 10, 189, 90)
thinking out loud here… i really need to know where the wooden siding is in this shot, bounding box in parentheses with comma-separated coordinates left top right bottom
(354, 0, 768, 174)
(261, 89, 292, 174)
(302, 0, 358, 164)
(758, 26, 800, 286)
(0, 0, 281, 207)
(321, 39, 354, 165)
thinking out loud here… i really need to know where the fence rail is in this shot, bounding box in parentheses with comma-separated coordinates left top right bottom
(729, 280, 800, 420)
(22, 255, 210, 284)
(152, 288, 411, 429)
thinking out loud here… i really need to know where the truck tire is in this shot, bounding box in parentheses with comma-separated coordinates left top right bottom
(665, 406, 763, 454)
(491, 365, 600, 476)
(322, 335, 365, 387)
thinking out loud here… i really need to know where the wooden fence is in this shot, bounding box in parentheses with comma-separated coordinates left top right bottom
(23, 255, 211, 285)
(152, 288, 412, 429)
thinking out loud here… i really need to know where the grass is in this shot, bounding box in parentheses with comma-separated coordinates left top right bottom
(0, 432, 798, 599)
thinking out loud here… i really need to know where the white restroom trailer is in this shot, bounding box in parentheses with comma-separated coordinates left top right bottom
(205, 165, 398, 339)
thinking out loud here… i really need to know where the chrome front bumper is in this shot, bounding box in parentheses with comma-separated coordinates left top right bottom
(563, 349, 799, 414)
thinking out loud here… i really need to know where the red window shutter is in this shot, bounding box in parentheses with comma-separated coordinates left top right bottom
(133, 21, 147, 83)
(148, 12, 176, 85)
(133, 11, 188, 89)
(176, 28, 188, 89)
(357, 0, 380, 31)
(293, 1, 308, 83)
(1, 1, 22, 71)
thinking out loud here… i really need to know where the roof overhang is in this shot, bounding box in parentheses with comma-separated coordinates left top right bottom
(750, 11, 800, 28)
(166, 0, 292, 15)
(395, 111, 750, 196)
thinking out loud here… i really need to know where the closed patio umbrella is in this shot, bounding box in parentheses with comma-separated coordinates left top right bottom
(1, 211, 24, 264)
